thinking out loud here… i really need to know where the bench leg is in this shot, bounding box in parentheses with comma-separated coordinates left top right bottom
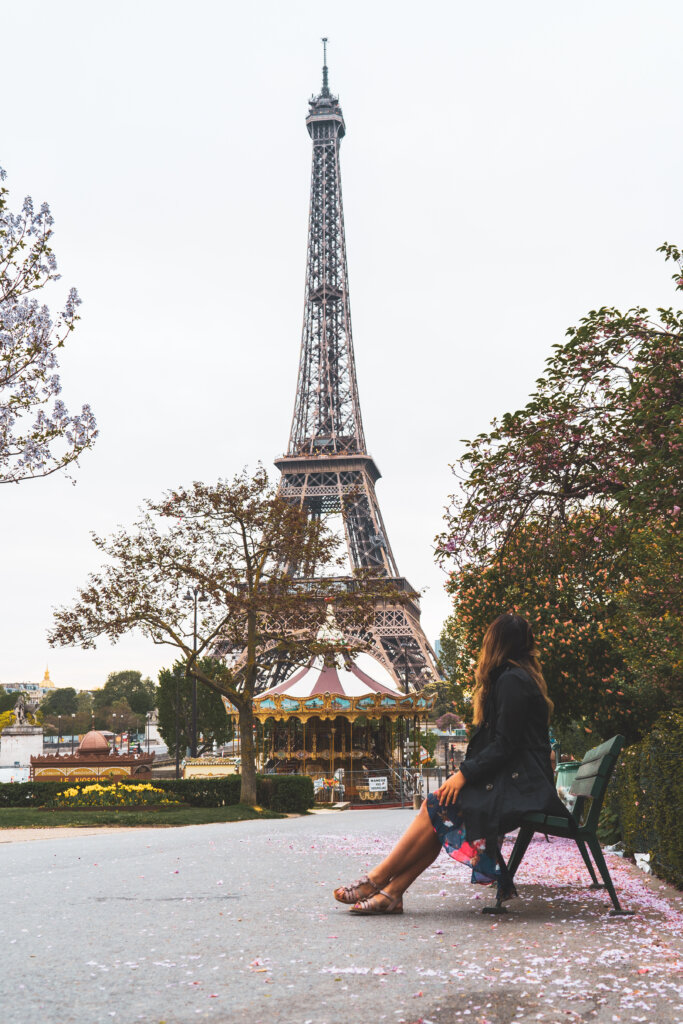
(586, 836, 634, 916)
(575, 838, 602, 888)
(482, 847, 518, 915)
(506, 825, 533, 880)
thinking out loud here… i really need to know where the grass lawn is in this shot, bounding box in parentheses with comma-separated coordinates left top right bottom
(0, 804, 284, 828)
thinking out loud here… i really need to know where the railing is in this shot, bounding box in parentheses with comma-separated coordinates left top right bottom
(264, 757, 434, 809)
(314, 762, 422, 807)
(380, 760, 414, 805)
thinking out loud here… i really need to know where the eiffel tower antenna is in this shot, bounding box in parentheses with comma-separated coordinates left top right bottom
(321, 37, 330, 97)
(275, 52, 441, 689)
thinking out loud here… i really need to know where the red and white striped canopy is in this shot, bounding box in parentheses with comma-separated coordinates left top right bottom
(257, 651, 403, 701)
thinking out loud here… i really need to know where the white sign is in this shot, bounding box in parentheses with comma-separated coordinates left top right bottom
(368, 776, 388, 792)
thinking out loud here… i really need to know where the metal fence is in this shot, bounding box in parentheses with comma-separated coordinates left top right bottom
(312, 767, 423, 807)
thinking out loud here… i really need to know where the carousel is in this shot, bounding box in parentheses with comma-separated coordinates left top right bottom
(224, 630, 434, 805)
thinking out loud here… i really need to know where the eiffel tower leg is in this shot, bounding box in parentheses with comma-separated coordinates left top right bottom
(373, 600, 441, 691)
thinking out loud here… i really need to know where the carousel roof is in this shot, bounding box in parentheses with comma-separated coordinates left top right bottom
(259, 651, 403, 701)
(223, 609, 435, 720)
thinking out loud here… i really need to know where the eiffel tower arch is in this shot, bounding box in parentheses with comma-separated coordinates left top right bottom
(275, 44, 441, 691)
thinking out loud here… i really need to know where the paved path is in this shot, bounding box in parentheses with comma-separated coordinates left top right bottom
(0, 826, 140, 844)
(2, 809, 682, 1024)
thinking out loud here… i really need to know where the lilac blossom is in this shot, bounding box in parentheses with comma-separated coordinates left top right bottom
(0, 166, 97, 484)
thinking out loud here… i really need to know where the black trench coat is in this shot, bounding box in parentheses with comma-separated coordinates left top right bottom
(456, 663, 570, 850)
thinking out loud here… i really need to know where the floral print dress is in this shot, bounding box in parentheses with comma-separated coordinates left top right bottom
(426, 792, 500, 886)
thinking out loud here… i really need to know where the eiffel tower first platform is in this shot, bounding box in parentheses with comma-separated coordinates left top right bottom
(275, 44, 441, 691)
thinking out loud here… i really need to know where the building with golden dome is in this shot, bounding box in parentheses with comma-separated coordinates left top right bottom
(1, 667, 58, 701)
(30, 729, 154, 781)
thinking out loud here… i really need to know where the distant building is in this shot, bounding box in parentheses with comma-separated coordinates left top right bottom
(31, 729, 154, 781)
(0, 668, 57, 701)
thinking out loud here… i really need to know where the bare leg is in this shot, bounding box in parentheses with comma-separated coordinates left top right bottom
(383, 843, 442, 900)
(368, 799, 441, 888)
(352, 841, 442, 911)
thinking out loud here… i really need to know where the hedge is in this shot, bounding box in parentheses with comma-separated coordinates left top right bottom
(0, 774, 314, 815)
(609, 711, 683, 888)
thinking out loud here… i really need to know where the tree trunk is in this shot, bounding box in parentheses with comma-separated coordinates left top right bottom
(239, 704, 257, 805)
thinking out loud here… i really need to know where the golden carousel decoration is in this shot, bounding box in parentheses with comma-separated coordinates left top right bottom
(223, 638, 434, 803)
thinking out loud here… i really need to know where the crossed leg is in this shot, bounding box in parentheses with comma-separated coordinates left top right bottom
(356, 799, 443, 907)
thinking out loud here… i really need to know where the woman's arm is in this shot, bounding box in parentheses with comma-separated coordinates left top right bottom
(459, 672, 529, 785)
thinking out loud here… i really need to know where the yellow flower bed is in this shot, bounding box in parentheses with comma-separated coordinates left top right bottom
(55, 783, 179, 808)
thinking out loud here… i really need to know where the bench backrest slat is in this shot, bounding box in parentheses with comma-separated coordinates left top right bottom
(577, 736, 623, 764)
(573, 761, 612, 782)
(569, 734, 624, 830)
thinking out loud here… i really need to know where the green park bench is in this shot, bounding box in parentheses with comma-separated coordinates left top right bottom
(486, 735, 634, 917)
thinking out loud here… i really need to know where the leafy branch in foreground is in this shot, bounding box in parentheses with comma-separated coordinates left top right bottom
(0, 166, 97, 484)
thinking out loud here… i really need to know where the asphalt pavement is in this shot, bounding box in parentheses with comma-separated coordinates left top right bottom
(2, 809, 682, 1024)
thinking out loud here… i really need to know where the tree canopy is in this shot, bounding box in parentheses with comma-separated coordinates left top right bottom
(0, 166, 97, 484)
(438, 245, 682, 744)
(41, 686, 79, 716)
(48, 467, 388, 802)
(0, 689, 18, 714)
(92, 671, 156, 717)
(156, 659, 232, 757)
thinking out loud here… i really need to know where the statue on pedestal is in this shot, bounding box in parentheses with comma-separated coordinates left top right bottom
(0, 695, 43, 770)
(13, 694, 27, 725)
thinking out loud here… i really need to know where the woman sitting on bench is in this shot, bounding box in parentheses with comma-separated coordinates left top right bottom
(333, 612, 570, 915)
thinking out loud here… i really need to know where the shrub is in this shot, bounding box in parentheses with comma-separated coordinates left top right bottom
(254, 774, 314, 814)
(0, 773, 314, 814)
(0, 781, 64, 807)
(610, 711, 683, 888)
(155, 777, 242, 808)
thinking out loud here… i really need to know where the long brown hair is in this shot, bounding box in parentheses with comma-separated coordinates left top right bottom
(471, 613, 553, 725)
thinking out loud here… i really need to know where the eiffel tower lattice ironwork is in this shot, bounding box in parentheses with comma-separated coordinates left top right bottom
(275, 43, 440, 690)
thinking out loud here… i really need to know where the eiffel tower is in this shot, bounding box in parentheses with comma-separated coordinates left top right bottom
(275, 43, 440, 690)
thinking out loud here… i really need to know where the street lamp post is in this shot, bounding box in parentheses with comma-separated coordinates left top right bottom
(57, 715, 61, 755)
(401, 645, 410, 773)
(405, 644, 411, 766)
(112, 713, 117, 754)
(402, 644, 411, 695)
(146, 712, 151, 754)
(330, 727, 336, 805)
(71, 714, 76, 755)
(175, 671, 180, 780)
(183, 587, 208, 758)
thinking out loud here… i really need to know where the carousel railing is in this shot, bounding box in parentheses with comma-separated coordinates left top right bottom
(369, 757, 424, 805)
(312, 763, 421, 807)
(262, 755, 427, 809)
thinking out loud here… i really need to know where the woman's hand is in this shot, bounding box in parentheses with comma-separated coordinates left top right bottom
(435, 770, 466, 806)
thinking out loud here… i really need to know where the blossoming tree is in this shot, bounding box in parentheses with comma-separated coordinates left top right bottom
(48, 467, 389, 804)
(1, 167, 97, 485)
(438, 245, 682, 743)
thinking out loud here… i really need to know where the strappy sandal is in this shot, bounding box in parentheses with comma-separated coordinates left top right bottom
(334, 875, 380, 905)
(349, 889, 403, 915)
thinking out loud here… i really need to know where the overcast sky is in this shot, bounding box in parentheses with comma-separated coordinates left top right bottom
(2, 0, 682, 690)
